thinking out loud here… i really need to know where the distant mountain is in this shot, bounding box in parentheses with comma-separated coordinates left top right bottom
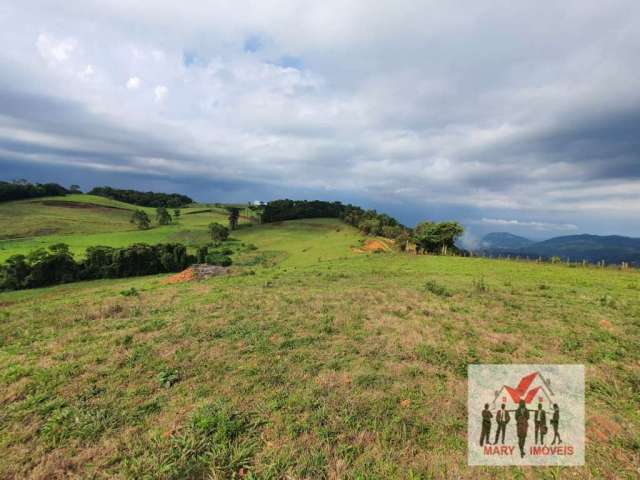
(479, 233, 640, 265)
(480, 232, 534, 250)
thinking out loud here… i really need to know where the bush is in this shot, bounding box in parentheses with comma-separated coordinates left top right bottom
(205, 253, 232, 267)
(197, 246, 209, 264)
(208, 223, 229, 244)
(424, 280, 451, 297)
(130, 210, 151, 230)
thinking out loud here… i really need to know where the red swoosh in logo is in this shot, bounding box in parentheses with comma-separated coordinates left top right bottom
(504, 372, 540, 403)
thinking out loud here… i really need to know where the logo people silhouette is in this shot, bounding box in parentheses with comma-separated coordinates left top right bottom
(479, 403, 493, 446)
(515, 399, 529, 457)
(551, 403, 563, 445)
(534, 403, 547, 444)
(493, 403, 510, 444)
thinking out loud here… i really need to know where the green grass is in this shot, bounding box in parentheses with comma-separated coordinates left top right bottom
(0, 200, 639, 478)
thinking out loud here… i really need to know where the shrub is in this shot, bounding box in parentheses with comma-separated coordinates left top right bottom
(424, 280, 451, 297)
(473, 276, 487, 292)
(197, 246, 209, 264)
(156, 207, 172, 225)
(206, 253, 232, 267)
(208, 223, 229, 244)
(130, 210, 151, 230)
(158, 369, 180, 388)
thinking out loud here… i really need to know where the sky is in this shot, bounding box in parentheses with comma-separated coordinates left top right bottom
(1, 1, 639, 243)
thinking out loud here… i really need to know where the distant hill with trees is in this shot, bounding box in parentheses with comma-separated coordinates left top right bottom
(480, 232, 534, 250)
(88, 186, 193, 208)
(262, 199, 464, 254)
(479, 232, 640, 264)
(0, 180, 69, 203)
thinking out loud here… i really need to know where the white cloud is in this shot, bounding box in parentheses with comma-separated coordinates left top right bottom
(126, 76, 141, 89)
(154, 85, 168, 103)
(79, 64, 94, 80)
(36, 33, 76, 63)
(475, 218, 579, 232)
(1, 1, 640, 234)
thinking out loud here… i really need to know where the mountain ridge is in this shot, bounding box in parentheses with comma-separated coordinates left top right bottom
(478, 232, 640, 264)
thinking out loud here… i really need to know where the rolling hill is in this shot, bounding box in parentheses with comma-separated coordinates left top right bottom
(479, 232, 534, 250)
(0, 196, 639, 478)
(0, 194, 246, 262)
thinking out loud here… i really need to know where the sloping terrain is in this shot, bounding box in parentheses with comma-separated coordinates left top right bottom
(0, 208, 638, 478)
(0, 194, 233, 262)
(480, 232, 534, 250)
(0, 195, 138, 240)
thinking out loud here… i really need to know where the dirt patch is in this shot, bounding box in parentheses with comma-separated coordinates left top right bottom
(353, 238, 394, 253)
(590, 414, 622, 442)
(38, 200, 129, 211)
(162, 264, 229, 284)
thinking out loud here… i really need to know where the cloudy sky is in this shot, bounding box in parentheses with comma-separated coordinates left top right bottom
(1, 1, 639, 241)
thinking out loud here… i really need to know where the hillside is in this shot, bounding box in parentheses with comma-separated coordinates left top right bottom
(520, 234, 640, 263)
(480, 232, 534, 250)
(0, 195, 243, 262)
(0, 202, 639, 478)
(480, 232, 640, 264)
(0, 194, 140, 240)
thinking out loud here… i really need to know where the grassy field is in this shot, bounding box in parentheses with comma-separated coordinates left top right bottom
(0, 199, 639, 479)
(0, 195, 239, 261)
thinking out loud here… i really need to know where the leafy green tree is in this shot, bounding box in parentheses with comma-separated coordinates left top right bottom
(156, 207, 172, 225)
(227, 207, 240, 230)
(130, 209, 151, 230)
(413, 221, 464, 254)
(0, 255, 30, 290)
(208, 223, 229, 244)
(69, 184, 82, 193)
(381, 225, 404, 239)
(173, 208, 181, 219)
(24, 244, 77, 288)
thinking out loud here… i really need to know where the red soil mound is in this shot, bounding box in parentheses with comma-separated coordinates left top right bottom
(162, 267, 196, 284)
(162, 264, 229, 284)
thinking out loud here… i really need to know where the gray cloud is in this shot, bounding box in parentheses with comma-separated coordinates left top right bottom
(1, 1, 639, 236)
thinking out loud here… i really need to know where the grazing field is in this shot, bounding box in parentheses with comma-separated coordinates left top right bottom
(0, 200, 639, 479)
(0, 195, 237, 261)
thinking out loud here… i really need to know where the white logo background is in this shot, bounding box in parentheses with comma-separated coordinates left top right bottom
(468, 364, 585, 466)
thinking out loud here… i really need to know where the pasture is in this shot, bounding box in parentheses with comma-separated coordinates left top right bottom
(0, 196, 638, 479)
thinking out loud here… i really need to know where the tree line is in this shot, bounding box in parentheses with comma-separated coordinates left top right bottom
(0, 242, 231, 291)
(261, 199, 464, 254)
(0, 180, 71, 203)
(89, 186, 193, 208)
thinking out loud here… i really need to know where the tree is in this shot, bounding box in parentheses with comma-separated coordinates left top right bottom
(156, 207, 172, 225)
(69, 185, 82, 193)
(227, 207, 240, 230)
(248, 205, 264, 224)
(208, 223, 229, 244)
(88, 186, 192, 208)
(173, 209, 181, 219)
(413, 221, 464, 254)
(0, 255, 30, 290)
(130, 209, 151, 230)
(395, 229, 412, 252)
